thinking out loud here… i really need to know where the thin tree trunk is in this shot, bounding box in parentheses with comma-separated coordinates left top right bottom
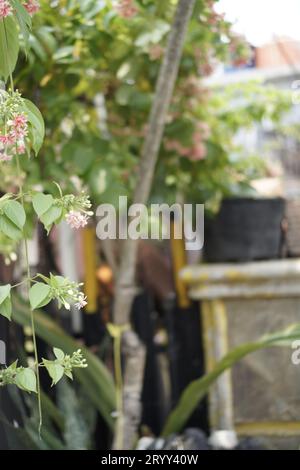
(112, 0, 197, 449)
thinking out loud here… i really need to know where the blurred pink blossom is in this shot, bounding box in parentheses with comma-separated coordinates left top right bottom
(8, 113, 28, 140)
(16, 142, 26, 155)
(66, 211, 89, 230)
(0, 0, 12, 18)
(149, 44, 164, 61)
(75, 294, 88, 310)
(0, 134, 15, 146)
(164, 122, 209, 161)
(23, 0, 40, 16)
(116, 0, 138, 19)
(190, 142, 207, 161)
(0, 153, 12, 162)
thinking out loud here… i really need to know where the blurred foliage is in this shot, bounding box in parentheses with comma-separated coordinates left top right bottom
(162, 323, 300, 436)
(6, 0, 291, 214)
(1, 379, 97, 449)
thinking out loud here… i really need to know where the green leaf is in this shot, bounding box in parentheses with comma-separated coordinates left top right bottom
(29, 283, 52, 310)
(8, 360, 18, 371)
(32, 193, 54, 218)
(40, 206, 62, 233)
(52, 46, 74, 62)
(61, 142, 94, 175)
(134, 20, 170, 47)
(28, 34, 48, 62)
(15, 368, 37, 393)
(0, 284, 11, 304)
(43, 361, 64, 386)
(22, 99, 45, 155)
(64, 370, 73, 380)
(0, 215, 22, 240)
(0, 193, 12, 206)
(51, 275, 66, 287)
(0, 297, 12, 321)
(53, 348, 65, 361)
(10, 0, 32, 49)
(0, 17, 19, 82)
(3, 200, 26, 230)
(0, 284, 11, 320)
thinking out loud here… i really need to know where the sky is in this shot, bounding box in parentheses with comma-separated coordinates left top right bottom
(215, 0, 300, 46)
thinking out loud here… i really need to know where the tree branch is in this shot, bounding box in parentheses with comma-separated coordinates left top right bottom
(114, 0, 196, 325)
(112, 0, 197, 450)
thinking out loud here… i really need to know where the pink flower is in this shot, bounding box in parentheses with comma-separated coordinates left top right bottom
(10, 128, 27, 140)
(23, 0, 40, 15)
(8, 113, 28, 140)
(75, 294, 88, 310)
(196, 122, 211, 139)
(0, 152, 12, 162)
(66, 210, 89, 229)
(16, 143, 26, 155)
(0, 134, 15, 146)
(149, 45, 164, 61)
(12, 113, 28, 128)
(165, 139, 190, 157)
(0, 0, 12, 18)
(190, 142, 207, 161)
(116, 0, 138, 18)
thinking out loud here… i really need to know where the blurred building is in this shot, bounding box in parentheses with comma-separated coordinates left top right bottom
(255, 37, 300, 69)
(206, 36, 300, 198)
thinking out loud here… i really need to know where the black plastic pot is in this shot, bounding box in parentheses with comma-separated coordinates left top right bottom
(204, 198, 285, 262)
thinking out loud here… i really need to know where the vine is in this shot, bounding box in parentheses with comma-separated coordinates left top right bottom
(0, 0, 89, 434)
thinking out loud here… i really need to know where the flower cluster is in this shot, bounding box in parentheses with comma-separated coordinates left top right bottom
(189, 121, 211, 160)
(148, 44, 164, 61)
(193, 47, 216, 77)
(43, 348, 87, 385)
(63, 349, 88, 374)
(0, 112, 28, 161)
(23, 0, 40, 16)
(198, 1, 250, 71)
(165, 121, 211, 162)
(65, 210, 89, 229)
(181, 75, 204, 98)
(228, 34, 252, 68)
(201, 0, 229, 36)
(47, 276, 88, 311)
(206, 1, 226, 30)
(0, 91, 29, 162)
(57, 192, 93, 229)
(115, 0, 138, 19)
(0, 0, 40, 19)
(74, 292, 88, 309)
(0, 0, 12, 18)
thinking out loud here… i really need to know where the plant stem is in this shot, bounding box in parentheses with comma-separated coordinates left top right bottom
(11, 278, 31, 289)
(112, 0, 197, 448)
(113, 333, 123, 450)
(16, 155, 42, 435)
(4, 21, 42, 433)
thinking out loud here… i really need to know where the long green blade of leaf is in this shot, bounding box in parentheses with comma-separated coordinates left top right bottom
(0, 17, 19, 82)
(162, 323, 300, 436)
